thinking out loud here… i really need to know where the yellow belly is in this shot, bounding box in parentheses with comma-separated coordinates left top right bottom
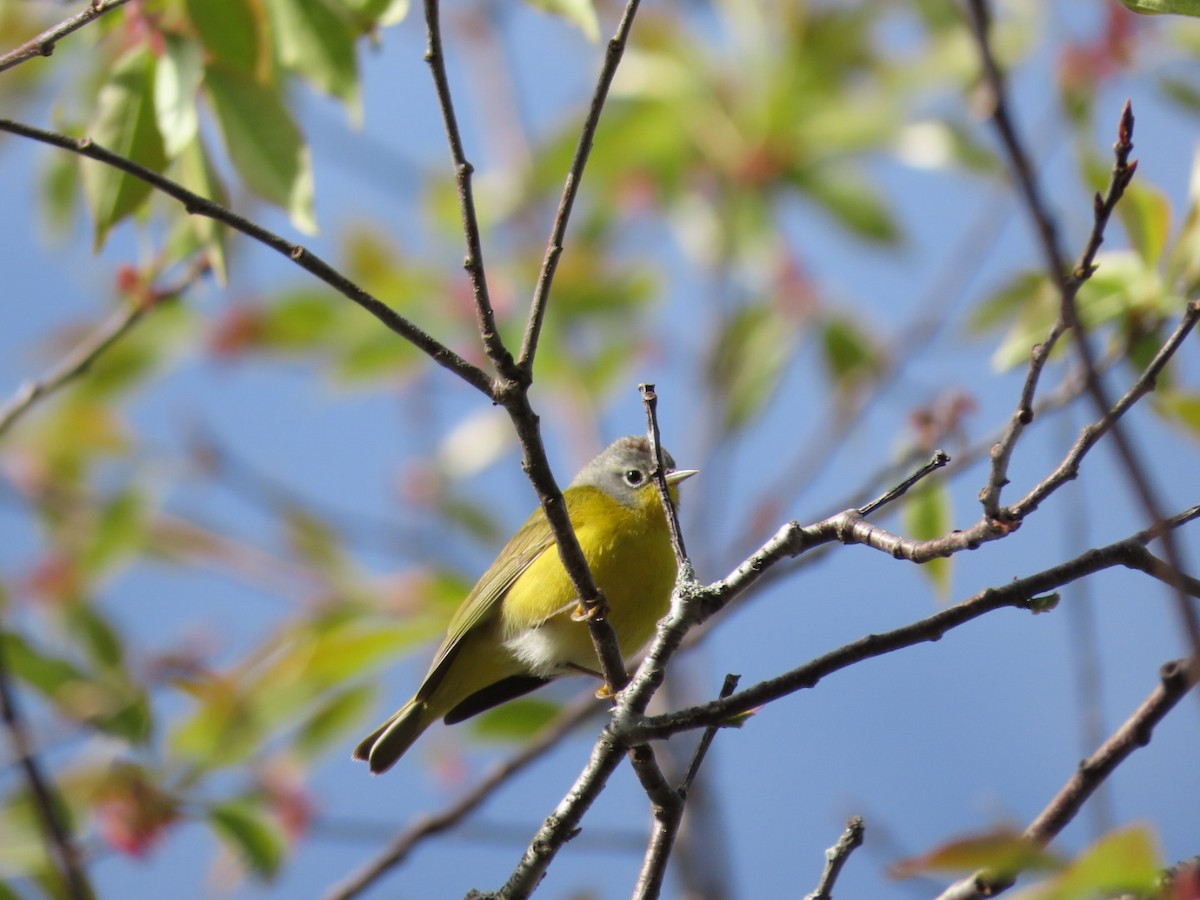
(501, 489, 677, 677)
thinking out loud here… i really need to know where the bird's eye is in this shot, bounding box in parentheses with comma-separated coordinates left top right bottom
(623, 469, 644, 486)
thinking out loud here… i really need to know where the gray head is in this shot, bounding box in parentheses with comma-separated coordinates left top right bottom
(570, 436, 696, 508)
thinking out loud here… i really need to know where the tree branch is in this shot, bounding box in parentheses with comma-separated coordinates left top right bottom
(965, 0, 1200, 671)
(0, 0, 133, 74)
(0, 637, 92, 898)
(518, 0, 644, 373)
(421, 0, 509, 373)
(935, 658, 1197, 900)
(805, 816, 866, 900)
(629, 505, 1200, 741)
(0, 258, 206, 441)
(326, 695, 601, 899)
(0, 119, 494, 397)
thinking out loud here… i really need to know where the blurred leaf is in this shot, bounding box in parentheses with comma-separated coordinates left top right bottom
(186, 0, 267, 76)
(257, 292, 339, 350)
(343, 0, 410, 27)
(820, 313, 880, 392)
(282, 507, 346, 575)
(208, 799, 286, 881)
(39, 147, 82, 237)
(525, 0, 600, 41)
(1011, 824, 1161, 900)
(0, 632, 150, 741)
(470, 697, 560, 741)
(1116, 181, 1172, 267)
(790, 166, 900, 243)
(334, 329, 420, 381)
(81, 46, 168, 249)
(903, 480, 952, 597)
(173, 135, 230, 284)
(891, 828, 1061, 880)
(81, 488, 147, 576)
(64, 602, 125, 672)
(293, 684, 374, 756)
(204, 64, 316, 233)
(1115, 0, 1200, 14)
(0, 632, 86, 701)
(154, 35, 203, 158)
(708, 304, 801, 433)
(1154, 391, 1200, 438)
(265, 0, 360, 113)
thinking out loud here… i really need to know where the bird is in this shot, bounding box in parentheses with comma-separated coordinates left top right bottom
(353, 436, 696, 774)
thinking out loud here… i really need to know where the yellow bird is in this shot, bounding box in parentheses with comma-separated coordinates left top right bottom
(354, 436, 696, 774)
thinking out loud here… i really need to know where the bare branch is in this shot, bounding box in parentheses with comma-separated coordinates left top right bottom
(805, 816, 866, 900)
(0, 0, 133, 74)
(0, 638, 91, 898)
(632, 674, 739, 900)
(0, 119, 494, 397)
(326, 695, 601, 900)
(518, 0, 644, 372)
(859, 450, 950, 517)
(935, 659, 1197, 900)
(0, 258, 205, 441)
(421, 0, 509, 372)
(640, 384, 692, 572)
(630, 506, 1200, 741)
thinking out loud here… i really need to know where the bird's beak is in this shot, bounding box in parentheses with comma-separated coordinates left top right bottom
(665, 469, 699, 485)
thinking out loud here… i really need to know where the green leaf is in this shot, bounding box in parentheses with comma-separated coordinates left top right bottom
(903, 480, 952, 597)
(1013, 824, 1162, 900)
(1154, 391, 1200, 438)
(1115, 0, 1200, 14)
(81, 488, 147, 576)
(204, 64, 316, 233)
(265, 0, 360, 115)
(525, 0, 600, 41)
(470, 698, 561, 741)
(64, 603, 125, 672)
(820, 314, 879, 391)
(707, 304, 801, 433)
(792, 166, 900, 243)
(891, 828, 1061, 880)
(208, 800, 286, 880)
(0, 632, 86, 702)
(1116, 180, 1172, 267)
(345, 0, 410, 27)
(174, 135, 230, 285)
(154, 35, 203, 158)
(281, 507, 345, 574)
(186, 0, 267, 75)
(293, 685, 374, 756)
(81, 46, 168, 249)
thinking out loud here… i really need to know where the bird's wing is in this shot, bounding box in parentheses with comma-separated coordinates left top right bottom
(416, 508, 556, 701)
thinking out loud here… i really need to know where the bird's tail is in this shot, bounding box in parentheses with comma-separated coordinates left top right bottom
(352, 699, 430, 774)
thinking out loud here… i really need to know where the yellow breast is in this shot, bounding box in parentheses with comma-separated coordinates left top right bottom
(501, 485, 678, 676)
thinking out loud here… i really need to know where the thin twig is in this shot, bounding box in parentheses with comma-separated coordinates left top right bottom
(631, 674, 739, 900)
(0, 259, 206, 441)
(326, 694, 601, 899)
(640, 384, 692, 572)
(629, 504, 1200, 741)
(859, 450, 950, 517)
(0, 0, 133, 74)
(421, 0, 508, 372)
(0, 119, 494, 397)
(935, 659, 1197, 900)
(0, 638, 91, 898)
(965, 1, 1200, 670)
(518, 0, 644, 372)
(805, 816, 866, 900)
(678, 673, 739, 797)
